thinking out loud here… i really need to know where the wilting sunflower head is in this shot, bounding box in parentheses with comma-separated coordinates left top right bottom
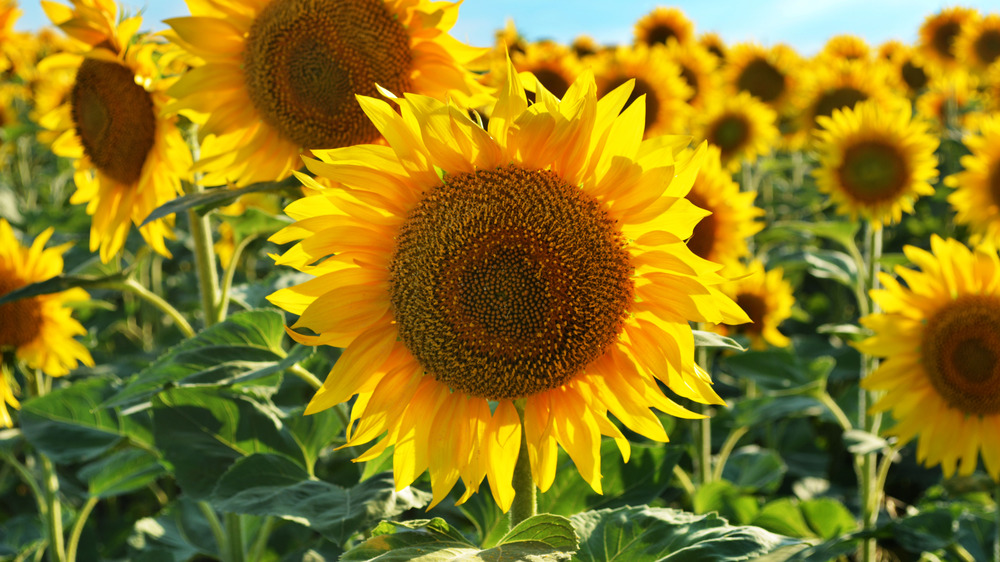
(813, 99, 939, 228)
(40, 0, 191, 263)
(954, 14, 1000, 72)
(0, 220, 93, 380)
(919, 7, 981, 68)
(634, 7, 694, 48)
(712, 260, 793, 350)
(268, 59, 748, 510)
(685, 145, 764, 266)
(695, 91, 778, 172)
(945, 113, 1000, 247)
(859, 236, 1000, 480)
(167, 0, 488, 187)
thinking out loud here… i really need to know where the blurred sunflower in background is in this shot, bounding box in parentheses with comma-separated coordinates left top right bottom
(507, 40, 583, 101)
(699, 32, 726, 61)
(0, 220, 94, 426)
(684, 145, 764, 266)
(813, 100, 939, 227)
(885, 45, 936, 99)
(38, 0, 190, 263)
(166, 0, 488, 187)
(859, 236, 1000, 480)
(634, 6, 693, 47)
(724, 43, 801, 112)
(916, 70, 986, 132)
(796, 58, 901, 143)
(662, 40, 720, 109)
(713, 260, 794, 350)
(946, 114, 1000, 247)
(695, 91, 778, 171)
(268, 62, 748, 510)
(819, 34, 871, 61)
(919, 6, 981, 69)
(954, 13, 1000, 72)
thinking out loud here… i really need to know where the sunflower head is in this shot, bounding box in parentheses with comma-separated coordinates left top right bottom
(954, 14, 1000, 71)
(699, 32, 726, 61)
(504, 40, 583, 102)
(919, 6, 981, 68)
(813, 99, 939, 228)
(859, 236, 1000, 480)
(945, 113, 1000, 247)
(713, 260, 794, 350)
(267, 58, 748, 509)
(819, 34, 871, 62)
(886, 45, 939, 98)
(571, 35, 600, 59)
(662, 40, 720, 109)
(696, 91, 778, 171)
(634, 7, 694, 48)
(796, 57, 902, 143)
(724, 43, 802, 111)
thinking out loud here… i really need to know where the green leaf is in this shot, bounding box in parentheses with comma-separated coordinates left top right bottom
(341, 516, 577, 561)
(127, 497, 220, 560)
(693, 480, 759, 526)
(723, 350, 834, 391)
(0, 271, 126, 306)
(800, 498, 857, 540)
(285, 406, 345, 471)
(770, 220, 859, 251)
(721, 446, 787, 494)
(572, 506, 799, 561)
(151, 387, 306, 499)
(106, 310, 295, 408)
(78, 449, 166, 498)
(20, 377, 152, 464)
(693, 330, 746, 351)
(732, 395, 829, 427)
(751, 499, 816, 539)
(889, 510, 957, 553)
(140, 178, 299, 227)
(210, 453, 431, 546)
(797, 249, 858, 289)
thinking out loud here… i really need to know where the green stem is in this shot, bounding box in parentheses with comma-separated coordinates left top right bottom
(224, 512, 245, 562)
(30, 373, 65, 562)
(672, 465, 696, 500)
(197, 502, 226, 560)
(101, 279, 195, 338)
(858, 222, 883, 562)
(288, 363, 323, 390)
(816, 390, 853, 433)
(711, 426, 749, 483)
(695, 333, 713, 485)
(185, 128, 221, 328)
(65, 496, 98, 562)
(2, 453, 47, 522)
(508, 403, 536, 529)
(248, 517, 275, 562)
(216, 234, 260, 323)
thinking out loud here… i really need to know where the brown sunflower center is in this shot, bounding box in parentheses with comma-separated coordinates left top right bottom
(974, 29, 1000, 66)
(70, 58, 156, 185)
(709, 114, 750, 157)
(922, 294, 1000, 415)
(734, 292, 766, 334)
(604, 76, 660, 131)
(932, 20, 961, 60)
(901, 60, 928, 92)
(0, 276, 43, 350)
(813, 87, 868, 122)
(645, 24, 679, 46)
(388, 165, 634, 400)
(837, 140, 908, 203)
(684, 190, 717, 260)
(707, 44, 725, 60)
(243, 0, 413, 149)
(737, 58, 785, 103)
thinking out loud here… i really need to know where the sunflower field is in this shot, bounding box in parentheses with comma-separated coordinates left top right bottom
(2, 0, 1000, 560)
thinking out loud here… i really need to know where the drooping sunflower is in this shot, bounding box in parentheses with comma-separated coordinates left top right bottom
(0, 220, 94, 427)
(694, 91, 778, 172)
(662, 40, 720, 110)
(858, 236, 1000, 480)
(38, 0, 191, 263)
(166, 0, 487, 187)
(724, 43, 802, 112)
(955, 14, 1000, 72)
(684, 145, 764, 266)
(946, 114, 1000, 247)
(919, 6, 981, 69)
(593, 44, 693, 139)
(819, 34, 871, 62)
(713, 260, 793, 350)
(267, 61, 748, 510)
(634, 7, 694, 48)
(813, 100, 939, 227)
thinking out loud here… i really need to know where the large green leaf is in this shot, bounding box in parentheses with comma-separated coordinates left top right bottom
(151, 387, 306, 499)
(722, 350, 834, 391)
(341, 515, 577, 561)
(693, 480, 759, 526)
(0, 271, 126, 306)
(799, 498, 857, 540)
(127, 497, 221, 561)
(751, 498, 816, 538)
(720, 446, 786, 494)
(20, 377, 153, 464)
(140, 178, 299, 227)
(210, 453, 431, 546)
(571, 506, 799, 561)
(77, 449, 167, 498)
(106, 310, 300, 408)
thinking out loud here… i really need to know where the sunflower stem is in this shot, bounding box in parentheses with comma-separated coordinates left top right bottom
(33, 373, 65, 562)
(185, 128, 221, 329)
(100, 279, 196, 339)
(224, 512, 245, 562)
(65, 496, 98, 562)
(508, 403, 536, 530)
(858, 221, 883, 562)
(695, 329, 714, 485)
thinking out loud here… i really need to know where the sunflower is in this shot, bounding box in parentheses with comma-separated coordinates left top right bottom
(38, 0, 190, 263)
(571, 35, 600, 59)
(886, 45, 938, 99)
(955, 14, 1000, 72)
(634, 7, 693, 47)
(166, 0, 487, 187)
(662, 40, 720, 109)
(858, 236, 1000, 480)
(593, 44, 693, 139)
(684, 145, 764, 266)
(819, 34, 871, 62)
(945, 114, 1000, 247)
(695, 91, 778, 172)
(508, 40, 583, 102)
(915, 71, 985, 132)
(713, 260, 793, 350)
(0, 219, 94, 427)
(267, 61, 748, 510)
(919, 7, 981, 69)
(699, 32, 726, 61)
(813, 100, 939, 228)
(796, 58, 901, 143)
(724, 43, 802, 112)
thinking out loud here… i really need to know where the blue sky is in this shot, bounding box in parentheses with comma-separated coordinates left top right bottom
(13, 1, 1000, 55)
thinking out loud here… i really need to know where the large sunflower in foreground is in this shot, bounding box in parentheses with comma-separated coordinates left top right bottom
(813, 100, 939, 228)
(713, 260, 793, 350)
(0, 220, 94, 426)
(946, 114, 1000, 247)
(268, 62, 748, 510)
(166, 0, 487, 187)
(858, 236, 1000, 480)
(684, 145, 764, 266)
(39, 0, 190, 263)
